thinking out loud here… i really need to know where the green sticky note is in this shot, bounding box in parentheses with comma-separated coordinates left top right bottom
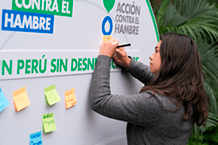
(43, 113, 57, 133)
(44, 85, 61, 106)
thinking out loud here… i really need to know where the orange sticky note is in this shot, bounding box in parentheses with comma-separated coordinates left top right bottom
(65, 88, 77, 109)
(103, 35, 112, 42)
(13, 87, 30, 112)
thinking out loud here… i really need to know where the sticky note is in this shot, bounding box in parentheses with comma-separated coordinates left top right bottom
(103, 35, 112, 42)
(42, 113, 57, 133)
(30, 131, 43, 145)
(13, 87, 30, 112)
(65, 88, 77, 109)
(44, 85, 61, 106)
(0, 88, 10, 112)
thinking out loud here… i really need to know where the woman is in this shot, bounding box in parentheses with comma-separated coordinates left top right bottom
(89, 33, 209, 145)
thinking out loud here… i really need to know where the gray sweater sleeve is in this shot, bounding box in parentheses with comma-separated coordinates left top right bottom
(123, 57, 155, 85)
(89, 55, 163, 125)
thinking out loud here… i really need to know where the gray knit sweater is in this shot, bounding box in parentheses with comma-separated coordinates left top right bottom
(89, 55, 193, 145)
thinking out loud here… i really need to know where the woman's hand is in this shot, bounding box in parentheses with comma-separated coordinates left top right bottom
(112, 47, 131, 68)
(99, 38, 119, 57)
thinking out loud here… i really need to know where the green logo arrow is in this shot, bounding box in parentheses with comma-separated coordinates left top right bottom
(103, 0, 115, 13)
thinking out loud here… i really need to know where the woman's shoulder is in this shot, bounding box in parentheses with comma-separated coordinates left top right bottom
(141, 90, 181, 112)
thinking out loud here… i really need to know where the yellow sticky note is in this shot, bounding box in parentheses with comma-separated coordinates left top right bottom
(65, 88, 77, 109)
(13, 87, 30, 112)
(103, 35, 112, 42)
(42, 113, 57, 133)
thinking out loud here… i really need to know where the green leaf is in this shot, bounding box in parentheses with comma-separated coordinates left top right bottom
(103, 0, 115, 13)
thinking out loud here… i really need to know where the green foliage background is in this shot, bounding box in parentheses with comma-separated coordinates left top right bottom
(149, 0, 218, 144)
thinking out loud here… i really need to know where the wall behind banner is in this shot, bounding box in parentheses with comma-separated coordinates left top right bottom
(0, 0, 159, 144)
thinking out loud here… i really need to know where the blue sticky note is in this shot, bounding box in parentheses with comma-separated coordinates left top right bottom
(0, 88, 10, 112)
(30, 131, 43, 145)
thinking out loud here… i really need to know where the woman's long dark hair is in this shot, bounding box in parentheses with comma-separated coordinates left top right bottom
(140, 33, 209, 126)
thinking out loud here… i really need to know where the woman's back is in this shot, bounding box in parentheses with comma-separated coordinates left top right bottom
(126, 92, 193, 145)
(90, 55, 193, 145)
